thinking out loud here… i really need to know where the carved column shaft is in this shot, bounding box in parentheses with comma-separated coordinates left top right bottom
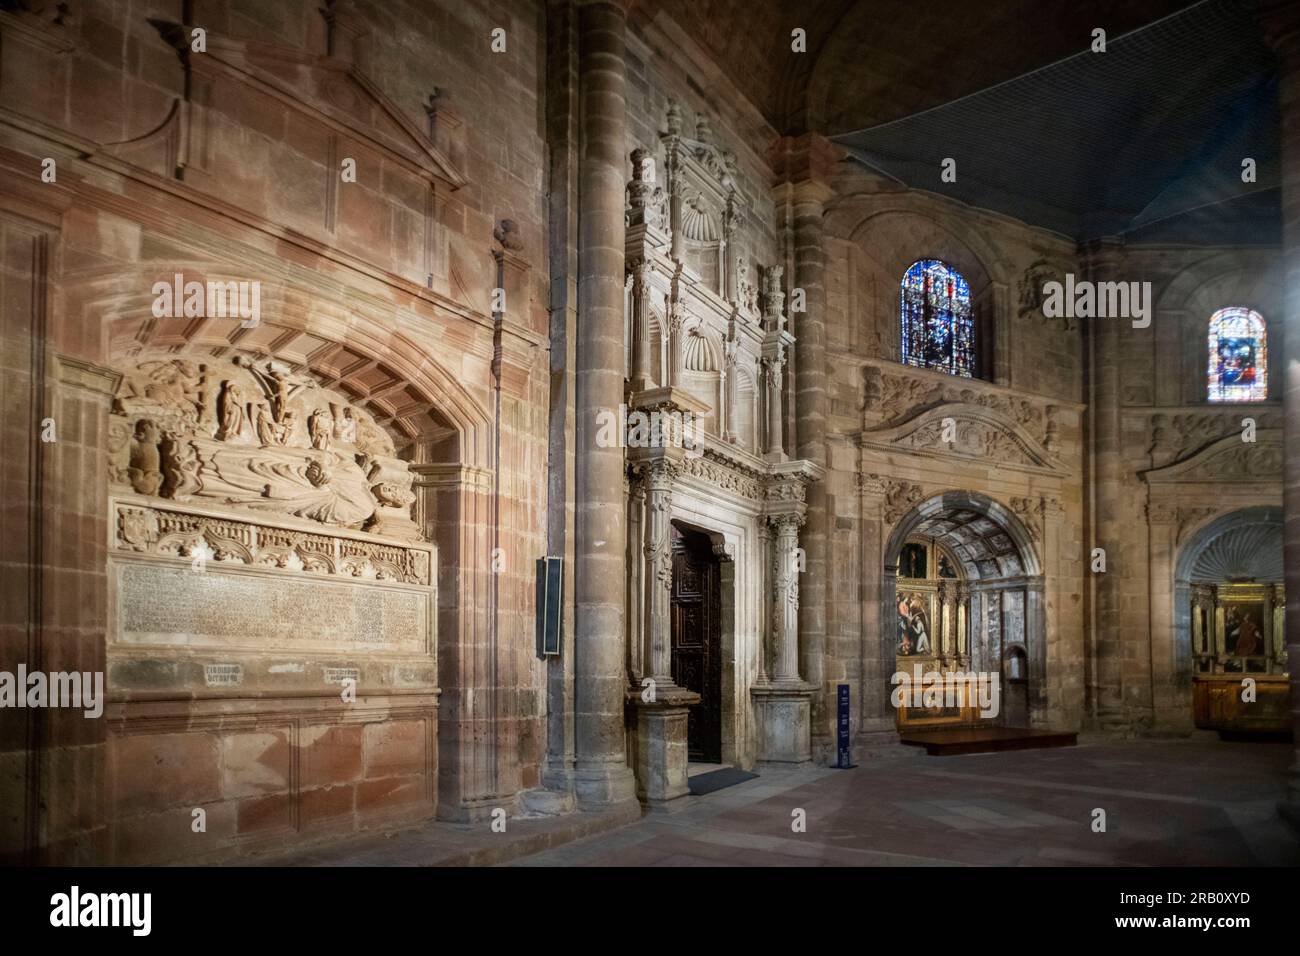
(641, 460, 676, 683)
(722, 340, 738, 444)
(630, 261, 652, 390)
(668, 300, 686, 389)
(764, 359, 784, 457)
(770, 513, 803, 683)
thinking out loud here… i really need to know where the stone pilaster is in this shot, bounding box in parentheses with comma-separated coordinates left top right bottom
(1084, 238, 1146, 733)
(572, 0, 636, 808)
(751, 460, 821, 764)
(771, 133, 841, 761)
(626, 390, 704, 806)
(856, 471, 904, 742)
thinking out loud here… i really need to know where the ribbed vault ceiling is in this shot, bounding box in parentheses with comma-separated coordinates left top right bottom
(914, 510, 1024, 581)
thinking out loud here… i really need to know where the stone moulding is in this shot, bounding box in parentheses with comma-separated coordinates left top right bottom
(106, 496, 438, 699)
(111, 495, 434, 587)
(860, 403, 1062, 475)
(670, 442, 823, 508)
(1141, 429, 1283, 486)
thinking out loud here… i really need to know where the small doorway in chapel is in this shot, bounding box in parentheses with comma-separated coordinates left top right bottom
(670, 525, 722, 762)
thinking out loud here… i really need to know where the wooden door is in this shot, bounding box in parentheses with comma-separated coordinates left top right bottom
(671, 526, 722, 762)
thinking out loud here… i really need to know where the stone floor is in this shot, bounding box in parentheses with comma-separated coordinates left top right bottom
(508, 738, 1300, 867)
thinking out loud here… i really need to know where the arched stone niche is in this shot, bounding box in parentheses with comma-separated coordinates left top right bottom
(879, 490, 1047, 730)
(105, 350, 438, 703)
(1173, 506, 1288, 733)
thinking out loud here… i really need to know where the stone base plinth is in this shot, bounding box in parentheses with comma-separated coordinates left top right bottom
(573, 761, 638, 808)
(632, 698, 696, 805)
(751, 682, 815, 764)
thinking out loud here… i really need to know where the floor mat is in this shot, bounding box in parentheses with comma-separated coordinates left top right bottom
(688, 767, 758, 795)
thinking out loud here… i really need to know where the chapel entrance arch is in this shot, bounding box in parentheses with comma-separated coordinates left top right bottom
(882, 491, 1045, 731)
(1176, 506, 1288, 735)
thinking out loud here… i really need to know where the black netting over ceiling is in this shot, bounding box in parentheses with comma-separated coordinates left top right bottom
(832, 0, 1279, 243)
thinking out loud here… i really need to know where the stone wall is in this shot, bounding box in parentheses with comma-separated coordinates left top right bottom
(0, 0, 549, 862)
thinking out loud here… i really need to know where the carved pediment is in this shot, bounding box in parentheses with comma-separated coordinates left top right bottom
(108, 353, 421, 539)
(208, 37, 465, 188)
(1143, 429, 1282, 484)
(863, 364, 1059, 453)
(112, 28, 465, 192)
(864, 404, 1059, 472)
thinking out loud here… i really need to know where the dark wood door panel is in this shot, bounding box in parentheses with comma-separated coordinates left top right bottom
(671, 526, 722, 763)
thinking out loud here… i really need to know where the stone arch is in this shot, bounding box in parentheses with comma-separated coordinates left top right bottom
(1172, 505, 1283, 689)
(680, 326, 722, 433)
(827, 201, 1009, 381)
(81, 265, 505, 820)
(879, 490, 1048, 726)
(883, 490, 1042, 578)
(90, 272, 494, 470)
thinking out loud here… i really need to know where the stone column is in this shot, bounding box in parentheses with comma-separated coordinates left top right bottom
(1251, 0, 1300, 827)
(639, 458, 678, 686)
(626, 148, 658, 392)
(761, 265, 791, 462)
(722, 338, 738, 443)
(572, 0, 636, 808)
(627, 435, 700, 806)
(628, 260, 653, 392)
(772, 134, 839, 761)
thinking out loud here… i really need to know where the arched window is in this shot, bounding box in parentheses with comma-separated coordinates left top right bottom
(1207, 307, 1267, 403)
(900, 259, 974, 377)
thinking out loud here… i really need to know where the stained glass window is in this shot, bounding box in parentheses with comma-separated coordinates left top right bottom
(1207, 307, 1267, 403)
(900, 259, 974, 377)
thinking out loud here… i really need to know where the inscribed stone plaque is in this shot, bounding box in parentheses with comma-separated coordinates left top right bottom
(204, 663, 243, 687)
(115, 562, 429, 653)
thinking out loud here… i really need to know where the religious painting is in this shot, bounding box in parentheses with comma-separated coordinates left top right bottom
(1222, 600, 1266, 660)
(1207, 307, 1267, 403)
(899, 542, 927, 579)
(896, 590, 935, 657)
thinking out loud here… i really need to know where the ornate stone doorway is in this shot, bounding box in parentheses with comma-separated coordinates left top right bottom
(671, 524, 723, 762)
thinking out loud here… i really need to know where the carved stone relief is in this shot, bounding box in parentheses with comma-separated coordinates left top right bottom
(1147, 410, 1281, 467)
(109, 355, 420, 539)
(867, 366, 1054, 447)
(880, 479, 924, 524)
(1018, 259, 1075, 331)
(896, 417, 1041, 467)
(112, 498, 432, 585)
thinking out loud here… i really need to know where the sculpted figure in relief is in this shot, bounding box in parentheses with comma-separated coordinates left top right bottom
(108, 353, 419, 537)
